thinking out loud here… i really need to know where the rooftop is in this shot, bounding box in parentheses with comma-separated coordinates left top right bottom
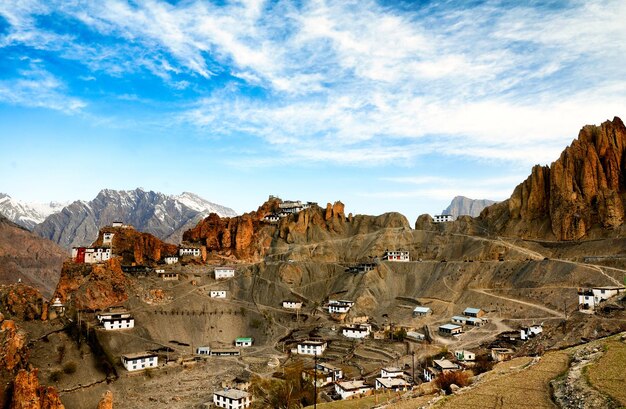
(440, 323, 462, 330)
(214, 389, 250, 400)
(376, 378, 409, 388)
(236, 337, 253, 342)
(413, 306, 431, 312)
(122, 351, 157, 360)
(382, 367, 402, 373)
(434, 359, 459, 370)
(337, 380, 370, 391)
(464, 307, 482, 314)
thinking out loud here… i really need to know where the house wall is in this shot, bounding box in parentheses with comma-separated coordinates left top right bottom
(122, 356, 158, 371)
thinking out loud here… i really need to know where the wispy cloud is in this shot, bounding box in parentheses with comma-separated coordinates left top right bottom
(1, 0, 625, 167)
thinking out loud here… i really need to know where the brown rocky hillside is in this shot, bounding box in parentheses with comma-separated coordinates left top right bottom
(0, 215, 67, 297)
(479, 117, 626, 240)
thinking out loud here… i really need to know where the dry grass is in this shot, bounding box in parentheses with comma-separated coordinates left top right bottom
(586, 340, 626, 406)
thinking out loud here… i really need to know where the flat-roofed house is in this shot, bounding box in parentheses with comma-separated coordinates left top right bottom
(578, 286, 625, 310)
(334, 381, 373, 400)
(121, 352, 158, 372)
(375, 377, 410, 392)
(454, 350, 475, 362)
(413, 306, 432, 317)
(382, 250, 410, 262)
(463, 307, 485, 318)
(341, 324, 371, 339)
(328, 299, 354, 314)
(380, 367, 404, 378)
(282, 301, 303, 309)
(439, 323, 462, 336)
(213, 389, 251, 409)
(215, 266, 235, 279)
(235, 337, 253, 347)
(295, 340, 327, 356)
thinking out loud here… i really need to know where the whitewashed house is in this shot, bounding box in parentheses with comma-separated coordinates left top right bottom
(454, 350, 475, 362)
(578, 286, 625, 310)
(103, 232, 114, 244)
(101, 316, 134, 330)
(279, 200, 303, 214)
(84, 247, 112, 263)
(97, 311, 131, 323)
(520, 324, 543, 340)
(213, 389, 251, 409)
(382, 250, 410, 262)
(196, 346, 211, 355)
(406, 331, 426, 342)
(282, 301, 303, 310)
(433, 214, 454, 223)
(215, 266, 236, 279)
(316, 362, 343, 381)
(179, 247, 201, 257)
(341, 324, 371, 339)
(413, 306, 432, 316)
(380, 367, 404, 378)
(121, 352, 158, 372)
(112, 221, 123, 227)
(295, 340, 327, 356)
(451, 315, 467, 325)
(328, 300, 354, 314)
(235, 337, 253, 347)
(375, 377, 410, 392)
(157, 271, 179, 281)
(334, 381, 373, 400)
(263, 214, 280, 223)
(463, 307, 485, 318)
(164, 256, 179, 265)
(210, 290, 227, 298)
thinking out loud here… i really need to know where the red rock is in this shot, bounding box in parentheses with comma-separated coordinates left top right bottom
(10, 369, 64, 409)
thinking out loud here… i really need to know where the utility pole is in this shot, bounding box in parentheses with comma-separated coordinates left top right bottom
(314, 350, 317, 409)
(412, 351, 415, 384)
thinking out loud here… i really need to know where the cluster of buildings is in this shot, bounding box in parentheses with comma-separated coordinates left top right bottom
(438, 307, 486, 337)
(433, 214, 454, 223)
(263, 198, 318, 222)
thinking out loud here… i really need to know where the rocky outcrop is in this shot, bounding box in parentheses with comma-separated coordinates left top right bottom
(0, 285, 47, 321)
(184, 198, 411, 261)
(0, 215, 67, 298)
(54, 259, 129, 311)
(10, 369, 64, 409)
(480, 117, 626, 240)
(91, 226, 178, 266)
(97, 390, 113, 409)
(442, 196, 497, 218)
(0, 318, 28, 372)
(33, 188, 237, 249)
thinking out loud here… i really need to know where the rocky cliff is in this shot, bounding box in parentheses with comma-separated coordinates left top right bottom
(442, 196, 497, 218)
(0, 316, 28, 373)
(0, 285, 48, 322)
(0, 215, 67, 298)
(479, 117, 626, 240)
(54, 259, 129, 311)
(183, 199, 411, 262)
(33, 189, 237, 249)
(91, 226, 178, 266)
(10, 369, 64, 409)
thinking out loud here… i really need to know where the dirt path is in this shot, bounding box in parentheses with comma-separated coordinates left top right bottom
(470, 288, 565, 318)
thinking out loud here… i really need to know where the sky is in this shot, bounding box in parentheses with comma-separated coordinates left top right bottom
(0, 0, 625, 220)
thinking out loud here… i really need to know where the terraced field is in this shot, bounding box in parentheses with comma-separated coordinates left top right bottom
(586, 339, 626, 406)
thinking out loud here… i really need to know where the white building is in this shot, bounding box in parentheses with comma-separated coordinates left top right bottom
(413, 306, 432, 316)
(451, 315, 467, 325)
(328, 300, 354, 314)
(121, 352, 158, 372)
(263, 214, 280, 223)
(215, 266, 236, 279)
(334, 381, 373, 400)
(103, 232, 114, 244)
(382, 250, 410, 262)
(439, 323, 463, 337)
(210, 290, 227, 298)
(279, 200, 303, 214)
(196, 346, 211, 355)
(213, 389, 251, 409)
(463, 307, 486, 317)
(157, 271, 179, 281)
(84, 247, 112, 264)
(578, 286, 625, 310)
(235, 337, 253, 347)
(520, 324, 543, 340)
(380, 367, 404, 378)
(341, 324, 371, 339)
(97, 311, 131, 322)
(282, 301, 303, 309)
(179, 247, 201, 257)
(316, 362, 343, 381)
(375, 377, 410, 392)
(454, 350, 475, 362)
(112, 221, 123, 227)
(164, 256, 179, 265)
(406, 331, 426, 342)
(101, 317, 134, 330)
(295, 340, 327, 356)
(433, 214, 454, 223)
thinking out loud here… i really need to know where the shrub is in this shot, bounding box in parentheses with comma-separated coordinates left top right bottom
(435, 370, 471, 394)
(56, 345, 66, 364)
(473, 354, 494, 375)
(63, 361, 77, 374)
(49, 370, 62, 382)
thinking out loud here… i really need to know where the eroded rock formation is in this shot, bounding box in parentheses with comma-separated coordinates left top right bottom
(91, 227, 178, 266)
(10, 369, 64, 409)
(54, 259, 129, 311)
(480, 117, 626, 240)
(0, 285, 47, 321)
(0, 318, 28, 372)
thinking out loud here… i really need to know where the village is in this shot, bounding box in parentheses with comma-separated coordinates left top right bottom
(56, 208, 626, 409)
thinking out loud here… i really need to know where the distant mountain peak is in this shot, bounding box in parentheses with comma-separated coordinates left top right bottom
(0, 193, 69, 230)
(442, 196, 497, 218)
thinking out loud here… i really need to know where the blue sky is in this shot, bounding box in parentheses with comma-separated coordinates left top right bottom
(1, 0, 625, 220)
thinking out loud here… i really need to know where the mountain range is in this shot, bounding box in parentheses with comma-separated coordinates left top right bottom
(0, 189, 237, 249)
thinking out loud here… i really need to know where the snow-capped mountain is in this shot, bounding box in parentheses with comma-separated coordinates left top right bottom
(32, 188, 237, 248)
(0, 193, 68, 230)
